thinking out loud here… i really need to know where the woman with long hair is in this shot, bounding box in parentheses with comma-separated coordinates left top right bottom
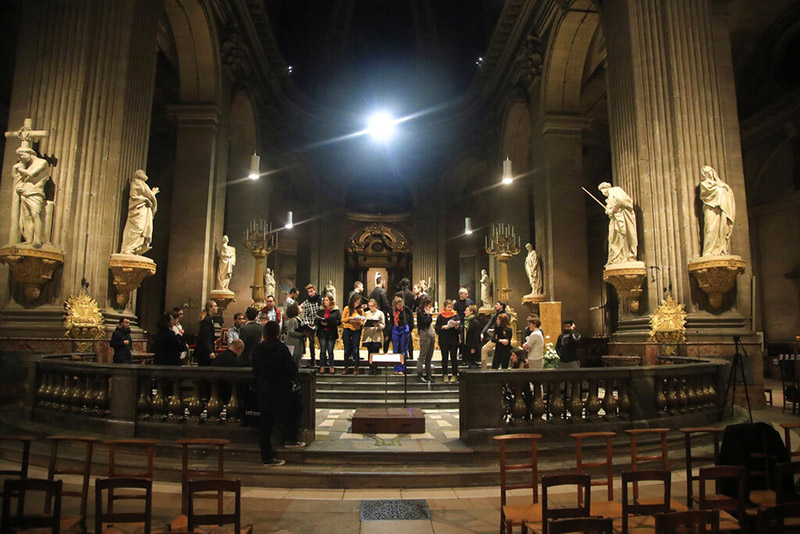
(283, 303, 305, 368)
(362, 298, 385, 375)
(315, 295, 341, 374)
(153, 310, 187, 366)
(341, 294, 365, 375)
(416, 297, 435, 382)
(435, 299, 460, 382)
(491, 313, 513, 369)
(390, 296, 413, 375)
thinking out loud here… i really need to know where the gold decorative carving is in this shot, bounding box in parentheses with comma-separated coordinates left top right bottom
(346, 223, 410, 269)
(603, 261, 647, 313)
(109, 254, 157, 309)
(0, 244, 64, 302)
(688, 255, 745, 309)
(648, 295, 687, 355)
(64, 292, 105, 352)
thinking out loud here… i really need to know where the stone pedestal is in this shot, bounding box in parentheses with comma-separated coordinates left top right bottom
(521, 294, 548, 321)
(538, 301, 562, 347)
(688, 255, 746, 309)
(109, 254, 157, 309)
(603, 261, 647, 314)
(0, 244, 64, 303)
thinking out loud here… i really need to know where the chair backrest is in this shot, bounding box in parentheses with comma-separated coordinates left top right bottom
(655, 509, 720, 534)
(757, 503, 800, 533)
(187, 479, 241, 533)
(0, 435, 35, 479)
(698, 465, 747, 519)
(622, 469, 671, 534)
(95, 477, 152, 534)
(176, 439, 229, 515)
(493, 434, 542, 506)
(548, 517, 614, 534)
(775, 461, 800, 504)
(1, 478, 62, 534)
(780, 423, 800, 458)
(570, 431, 615, 502)
(46, 435, 97, 529)
(680, 427, 723, 507)
(541, 474, 591, 534)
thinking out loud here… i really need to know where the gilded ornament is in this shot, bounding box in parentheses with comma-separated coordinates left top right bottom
(648, 295, 687, 355)
(64, 292, 105, 351)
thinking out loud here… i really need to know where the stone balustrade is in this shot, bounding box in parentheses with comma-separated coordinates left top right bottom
(459, 358, 727, 445)
(27, 355, 316, 442)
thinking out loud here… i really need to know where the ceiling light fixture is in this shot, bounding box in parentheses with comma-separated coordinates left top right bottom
(249, 154, 260, 180)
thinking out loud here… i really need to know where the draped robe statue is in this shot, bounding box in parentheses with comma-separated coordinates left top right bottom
(264, 268, 276, 299)
(699, 166, 736, 256)
(524, 243, 543, 295)
(11, 147, 50, 248)
(217, 235, 236, 291)
(480, 269, 491, 308)
(120, 170, 159, 255)
(599, 182, 638, 265)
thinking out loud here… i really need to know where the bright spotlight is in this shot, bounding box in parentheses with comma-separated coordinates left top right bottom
(285, 211, 294, 229)
(367, 112, 395, 142)
(249, 153, 260, 180)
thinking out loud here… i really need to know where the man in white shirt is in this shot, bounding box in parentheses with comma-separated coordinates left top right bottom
(523, 316, 544, 369)
(226, 312, 246, 345)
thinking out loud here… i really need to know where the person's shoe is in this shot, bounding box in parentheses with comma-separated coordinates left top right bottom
(263, 458, 286, 467)
(318, 367, 325, 374)
(418, 374, 428, 383)
(328, 367, 335, 374)
(284, 441, 306, 449)
(353, 369, 359, 376)
(427, 375, 434, 383)
(344, 367, 351, 375)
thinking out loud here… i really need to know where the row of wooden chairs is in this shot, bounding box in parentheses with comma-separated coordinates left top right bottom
(1, 476, 246, 534)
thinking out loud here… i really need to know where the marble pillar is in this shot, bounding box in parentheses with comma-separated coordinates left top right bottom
(317, 210, 345, 306)
(602, 0, 752, 337)
(0, 0, 162, 337)
(163, 104, 221, 334)
(413, 185, 437, 300)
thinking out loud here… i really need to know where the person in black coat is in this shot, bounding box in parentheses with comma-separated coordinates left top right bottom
(315, 296, 342, 373)
(239, 307, 262, 367)
(435, 299, 461, 382)
(195, 300, 218, 366)
(491, 313, 514, 369)
(110, 317, 133, 364)
(212, 339, 244, 367)
(253, 321, 305, 466)
(395, 278, 416, 361)
(462, 305, 483, 368)
(153, 311, 187, 366)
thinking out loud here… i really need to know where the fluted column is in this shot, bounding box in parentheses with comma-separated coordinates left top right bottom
(413, 184, 437, 299)
(163, 104, 222, 334)
(317, 210, 345, 305)
(602, 0, 752, 332)
(0, 0, 162, 336)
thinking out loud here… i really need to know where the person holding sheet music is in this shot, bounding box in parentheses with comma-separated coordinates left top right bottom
(390, 296, 413, 375)
(362, 298, 386, 375)
(416, 298, 435, 382)
(341, 294, 366, 375)
(283, 304, 306, 368)
(435, 299, 461, 382)
(315, 295, 341, 374)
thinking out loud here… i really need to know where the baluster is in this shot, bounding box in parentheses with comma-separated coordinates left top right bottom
(206, 381, 223, 423)
(530, 380, 545, 423)
(50, 374, 63, 410)
(667, 377, 679, 415)
(95, 376, 109, 415)
(137, 380, 151, 420)
(707, 377, 718, 410)
(549, 381, 565, 423)
(187, 381, 204, 421)
(151, 378, 167, 419)
(568, 380, 583, 422)
(81, 375, 94, 414)
(36, 373, 47, 406)
(169, 380, 185, 420)
(655, 378, 667, 416)
(618, 383, 632, 420)
(60, 375, 73, 411)
(70, 375, 84, 413)
(602, 379, 618, 420)
(512, 383, 528, 424)
(42, 373, 55, 407)
(226, 383, 242, 423)
(585, 379, 601, 422)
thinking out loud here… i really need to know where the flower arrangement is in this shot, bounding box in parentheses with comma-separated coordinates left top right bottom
(543, 341, 560, 368)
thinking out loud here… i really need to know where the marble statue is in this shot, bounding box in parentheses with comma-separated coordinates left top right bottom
(217, 235, 236, 291)
(524, 243, 543, 295)
(264, 267, 276, 298)
(599, 182, 637, 265)
(480, 269, 491, 308)
(324, 280, 337, 304)
(120, 170, 159, 255)
(11, 146, 50, 248)
(699, 165, 736, 256)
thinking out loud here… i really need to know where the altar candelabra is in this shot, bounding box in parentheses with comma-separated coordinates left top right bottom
(485, 223, 522, 302)
(243, 219, 278, 308)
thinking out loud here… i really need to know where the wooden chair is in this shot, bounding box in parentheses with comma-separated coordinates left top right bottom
(775, 461, 800, 504)
(494, 434, 543, 534)
(679, 427, 723, 508)
(1, 478, 62, 534)
(654, 510, 720, 534)
(526, 474, 591, 534)
(756, 503, 800, 533)
(618, 469, 672, 534)
(625, 429, 670, 502)
(698, 466, 746, 532)
(46, 435, 98, 533)
(0, 435, 35, 519)
(778, 356, 799, 415)
(94, 477, 152, 534)
(546, 517, 614, 534)
(779, 423, 800, 459)
(186, 479, 252, 534)
(169, 439, 230, 532)
(570, 431, 621, 519)
(104, 439, 158, 514)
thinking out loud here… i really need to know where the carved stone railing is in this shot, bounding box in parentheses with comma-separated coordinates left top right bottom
(459, 359, 727, 445)
(27, 356, 316, 442)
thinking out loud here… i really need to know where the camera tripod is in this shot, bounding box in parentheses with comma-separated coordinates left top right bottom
(721, 335, 753, 423)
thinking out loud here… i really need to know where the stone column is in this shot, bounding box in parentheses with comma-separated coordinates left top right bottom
(163, 104, 221, 333)
(0, 0, 162, 337)
(602, 0, 752, 335)
(531, 114, 591, 331)
(317, 210, 345, 306)
(413, 184, 437, 298)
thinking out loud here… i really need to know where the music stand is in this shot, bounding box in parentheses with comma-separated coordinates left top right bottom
(721, 335, 753, 423)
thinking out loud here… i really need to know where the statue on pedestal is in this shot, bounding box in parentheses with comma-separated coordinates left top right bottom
(119, 170, 159, 256)
(699, 165, 736, 256)
(598, 182, 637, 265)
(480, 269, 491, 308)
(523, 243, 543, 296)
(11, 146, 51, 248)
(264, 267, 276, 298)
(324, 280, 337, 304)
(216, 235, 236, 291)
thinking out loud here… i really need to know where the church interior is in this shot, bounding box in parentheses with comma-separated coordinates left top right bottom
(1, 0, 800, 532)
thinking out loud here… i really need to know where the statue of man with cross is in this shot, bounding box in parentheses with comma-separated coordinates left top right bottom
(4, 119, 50, 248)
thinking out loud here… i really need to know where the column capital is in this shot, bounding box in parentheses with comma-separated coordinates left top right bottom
(167, 104, 221, 128)
(541, 114, 588, 137)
